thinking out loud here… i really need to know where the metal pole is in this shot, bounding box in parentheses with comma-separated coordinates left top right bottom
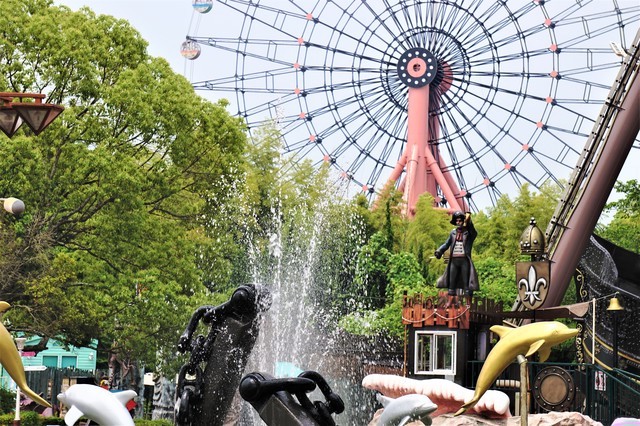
(612, 313, 619, 370)
(517, 355, 528, 426)
(13, 377, 19, 426)
(592, 298, 596, 364)
(13, 337, 26, 426)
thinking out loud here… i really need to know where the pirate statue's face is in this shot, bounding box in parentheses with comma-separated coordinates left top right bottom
(456, 217, 464, 227)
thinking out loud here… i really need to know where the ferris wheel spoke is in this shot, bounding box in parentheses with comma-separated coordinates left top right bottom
(461, 79, 541, 109)
(375, 0, 411, 42)
(551, 7, 640, 31)
(299, 84, 363, 103)
(438, 114, 489, 180)
(509, 167, 541, 188)
(306, 42, 390, 67)
(357, 1, 405, 44)
(487, 186, 503, 204)
(467, 47, 544, 67)
(314, 4, 400, 56)
(453, 81, 526, 124)
(467, 71, 544, 79)
(357, 123, 401, 158)
(429, 2, 467, 41)
(558, 67, 622, 94)
(435, 137, 470, 193)
(489, 32, 527, 52)
(299, 75, 382, 95)
(482, 16, 524, 43)
(439, 96, 510, 168)
(542, 124, 590, 146)
(556, 62, 624, 82)
(544, 1, 590, 24)
(528, 149, 575, 184)
(187, 36, 299, 68)
(216, 0, 309, 40)
(450, 4, 500, 47)
(349, 150, 378, 173)
(191, 68, 298, 93)
(367, 161, 393, 188)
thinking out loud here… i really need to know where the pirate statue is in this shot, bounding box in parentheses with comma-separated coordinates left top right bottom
(434, 211, 479, 305)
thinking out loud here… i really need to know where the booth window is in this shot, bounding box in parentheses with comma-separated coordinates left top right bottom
(414, 331, 456, 375)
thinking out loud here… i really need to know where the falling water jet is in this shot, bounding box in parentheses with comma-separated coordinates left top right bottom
(235, 191, 381, 425)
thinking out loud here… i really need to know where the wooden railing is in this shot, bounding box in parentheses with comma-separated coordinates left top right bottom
(402, 291, 503, 330)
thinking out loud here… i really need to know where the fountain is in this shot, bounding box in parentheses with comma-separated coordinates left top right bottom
(174, 172, 384, 424)
(237, 194, 376, 425)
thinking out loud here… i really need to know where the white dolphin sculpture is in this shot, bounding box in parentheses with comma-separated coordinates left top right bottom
(58, 384, 136, 426)
(376, 393, 437, 426)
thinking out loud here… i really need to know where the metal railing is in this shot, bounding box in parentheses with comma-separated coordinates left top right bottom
(467, 361, 640, 426)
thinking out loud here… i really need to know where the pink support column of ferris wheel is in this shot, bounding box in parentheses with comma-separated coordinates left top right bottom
(385, 48, 468, 217)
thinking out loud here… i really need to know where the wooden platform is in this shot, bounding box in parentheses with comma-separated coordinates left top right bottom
(402, 291, 503, 330)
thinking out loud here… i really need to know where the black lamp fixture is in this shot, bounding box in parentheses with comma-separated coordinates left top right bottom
(0, 92, 64, 137)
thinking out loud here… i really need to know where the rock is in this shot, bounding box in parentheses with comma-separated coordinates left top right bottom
(430, 412, 603, 426)
(369, 412, 603, 426)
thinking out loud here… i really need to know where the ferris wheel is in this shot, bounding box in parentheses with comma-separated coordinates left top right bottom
(182, 0, 640, 212)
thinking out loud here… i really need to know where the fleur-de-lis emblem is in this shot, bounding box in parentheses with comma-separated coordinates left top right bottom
(518, 265, 548, 309)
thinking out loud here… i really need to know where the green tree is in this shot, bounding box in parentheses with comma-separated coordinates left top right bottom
(473, 182, 560, 263)
(0, 0, 246, 372)
(341, 250, 428, 336)
(403, 194, 451, 282)
(354, 232, 392, 309)
(472, 257, 516, 308)
(598, 180, 640, 253)
(344, 182, 561, 339)
(471, 183, 560, 306)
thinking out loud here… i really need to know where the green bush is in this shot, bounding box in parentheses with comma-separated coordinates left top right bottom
(41, 416, 65, 425)
(0, 411, 41, 426)
(134, 420, 173, 426)
(18, 411, 40, 426)
(0, 413, 172, 426)
(0, 388, 15, 415)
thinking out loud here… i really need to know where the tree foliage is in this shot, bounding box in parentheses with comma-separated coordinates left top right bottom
(598, 180, 640, 253)
(346, 182, 562, 337)
(473, 182, 561, 263)
(0, 0, 246, 370)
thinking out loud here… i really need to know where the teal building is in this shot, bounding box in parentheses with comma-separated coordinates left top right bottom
(0, 336, 97, 390)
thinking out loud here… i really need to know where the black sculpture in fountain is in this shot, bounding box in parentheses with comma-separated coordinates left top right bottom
(175, 284, 271, 425)
(240, 370, 345, 426)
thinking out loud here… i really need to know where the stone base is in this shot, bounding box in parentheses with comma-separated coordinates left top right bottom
(369, 412, 604, 426)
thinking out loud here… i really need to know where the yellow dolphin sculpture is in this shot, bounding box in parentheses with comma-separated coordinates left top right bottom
(0, 302, 51, 408)
(455, 321, 578, 416)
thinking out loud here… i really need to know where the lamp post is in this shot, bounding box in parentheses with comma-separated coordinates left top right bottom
(0, 92, 64, 138)
(13, 337, 26, 426)
(607, 296, 624, 370)
(606, 295, 624, 423)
